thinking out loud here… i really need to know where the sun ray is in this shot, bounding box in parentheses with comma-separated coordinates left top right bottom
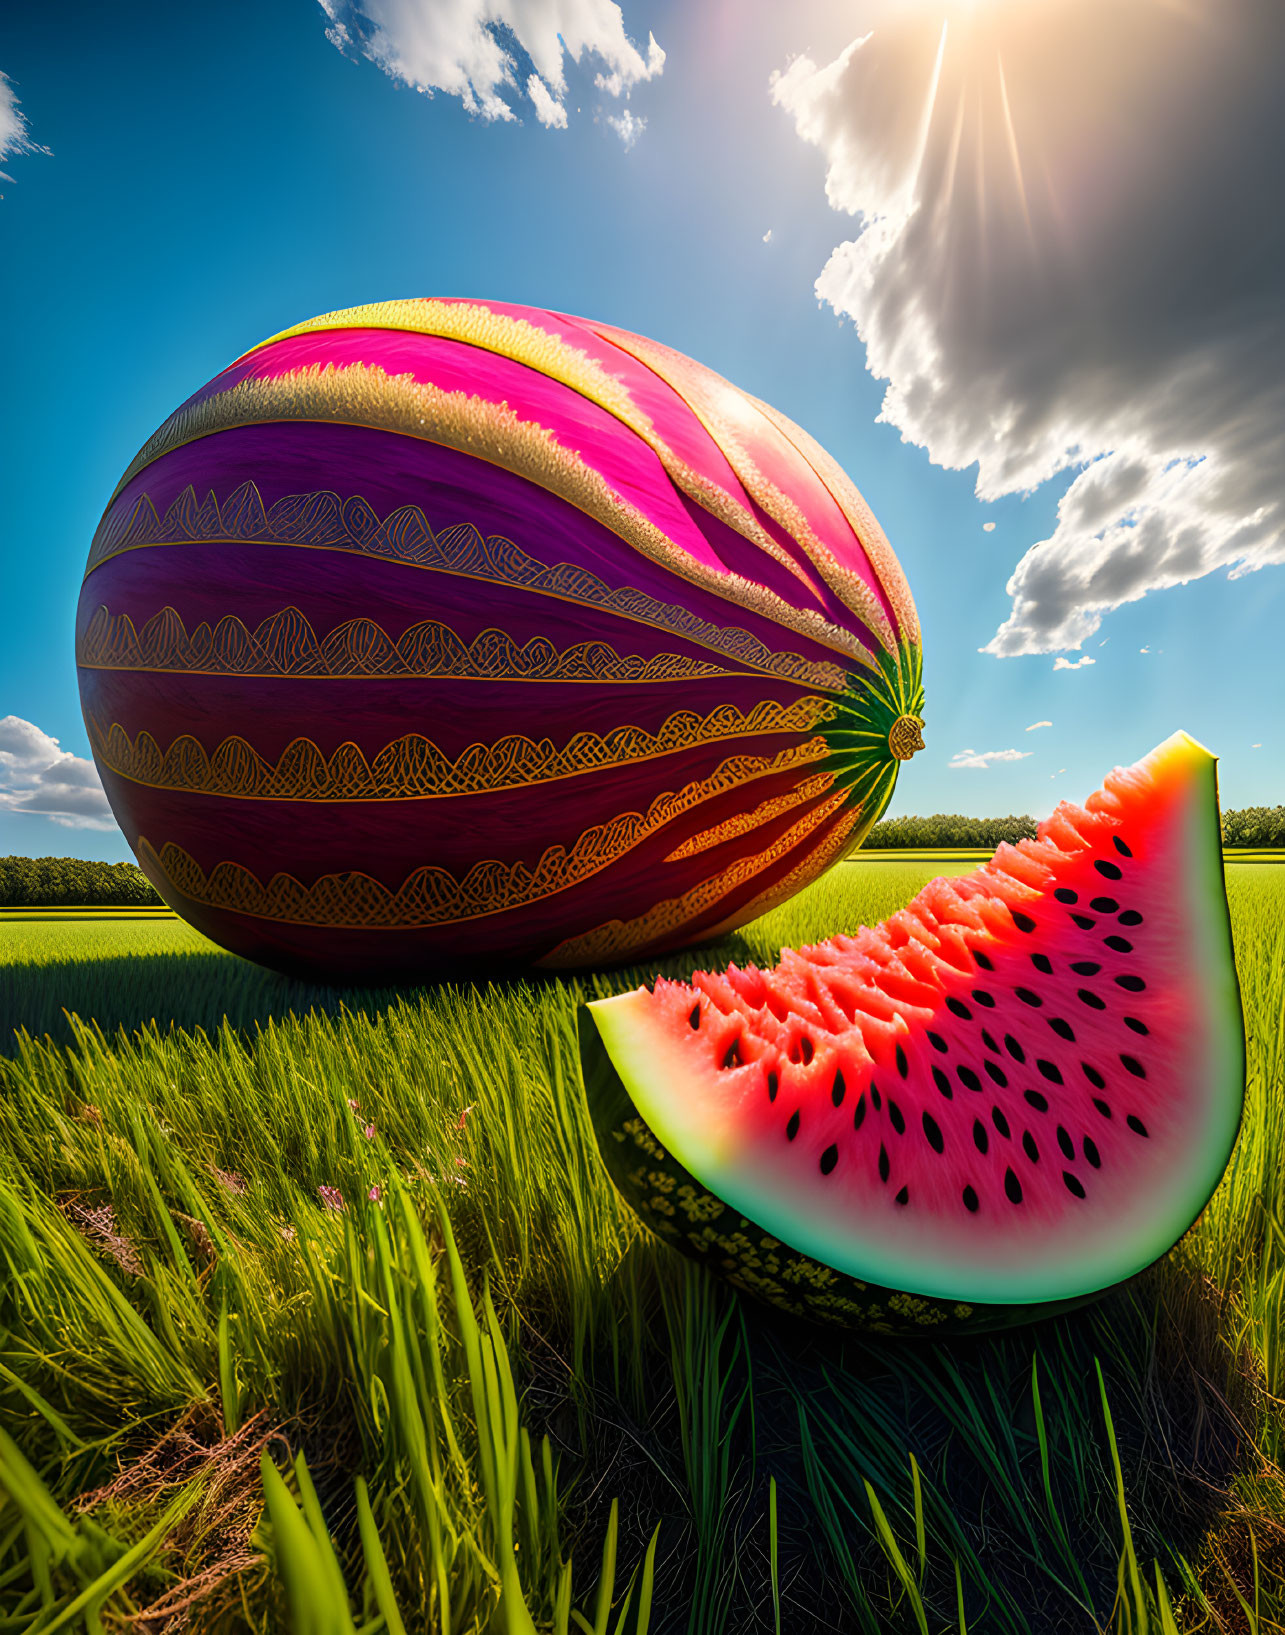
(906, 18, 951, 212)
(996, 53, 1035, 248)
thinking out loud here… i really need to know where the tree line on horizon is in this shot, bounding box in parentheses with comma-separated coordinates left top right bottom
(1, 808, 1281, 906)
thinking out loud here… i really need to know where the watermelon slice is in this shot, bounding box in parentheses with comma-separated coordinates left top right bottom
(579, 732, 1244, 1333)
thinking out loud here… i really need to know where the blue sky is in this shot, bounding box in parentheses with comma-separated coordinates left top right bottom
(2, 0, 1282, 862)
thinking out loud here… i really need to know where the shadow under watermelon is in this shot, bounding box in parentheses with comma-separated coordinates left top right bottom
(561, 1247, 1253, 1635)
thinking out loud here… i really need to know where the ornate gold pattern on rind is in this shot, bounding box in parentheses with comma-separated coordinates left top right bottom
(592, 323, 902, 656)
(86, 481, 847, 691)
(695, 804, 863, 945)
(132, 741, 833, 929)
(98, 364, 877, 670)
(88, 700, 833, 803)
(888, 714, 925, 761)
(664, 772, 835, 862)
(77, 603, 734, 684)
(536, 790, 853, 968)
(747, 392, 922, 648)
(237, 299, 850, 613)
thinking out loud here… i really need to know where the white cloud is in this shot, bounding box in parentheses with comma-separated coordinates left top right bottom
(1252, 743, 1263, 749)
(948, 747, 1033, 771)
(1053, 655, 1095, 671)
(0, 69, 51, 185)
(526, 73, 567, 127)
(982, 521, 996, 532)
(0, 716, 116, 831)
(771, 0, 1285, 657)
(605, 107, 645, 147)
(763, 228, 774, 243)
(319, 1, 663, 130)
(1025, 720, 1052, 732)
(1139, 645, 1150, 654)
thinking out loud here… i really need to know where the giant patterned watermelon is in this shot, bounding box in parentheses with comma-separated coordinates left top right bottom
(580, 733, 1245, 1333)
(76, 299, 923, 978)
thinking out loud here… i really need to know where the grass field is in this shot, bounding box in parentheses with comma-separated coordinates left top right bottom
(0, 857, 1282, 1632)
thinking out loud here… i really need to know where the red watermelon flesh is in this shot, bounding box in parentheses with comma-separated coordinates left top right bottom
(580, 732, 1244, 1324)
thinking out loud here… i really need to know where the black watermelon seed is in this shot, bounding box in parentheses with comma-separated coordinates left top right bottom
(1113, 835, 1132, 858)
(958, 1066, 982, 1093)
(896, 1044, 909, 1078)
(722, 1039, 743, 1068)
(1071, 913, 1096, 930)
(689, 1005, 701, 1029)
(1005, 1167, 1023, 1204)
(1083, 1136, 1101, 1168)
(831, 1071, 846, 1107)
(1012, 911, 1037, 933)
(972, 1119, 989, 1154)
(933, 1067, 954, 1099)
(1092, 1097, 1112, 1117)
(1037, 1059, 1064, 1084)
(985, 1059, 1008, 1087)
(767, 1072, 779, 1102)
(927, 1031, 949, 1053)
(871, 1082, 883, 1110)
(1049, 1018, 1076, 1042)
(1024, 1089, 1049, 1112)
(1090, 897, 1119, 914)
(820, 1144, 838, 1175)
(1121, 1055, 1147, 1079)
(800, 1037, 814, 1065)
(895, 1185, 910, 1206)
(786, 1110, 800, 1141)
(972, 990, 997, 1008)
(1124, 1016, 1149, 1035)
(1116, 974, 1146, 992)
(878, 1144, 890, 1182)
(1078, 989, 1106, 1010)
(1023, 1131, 1040, 1162)
(1071, 961, 1101, 976)
(1056, 1125, 1074, 1160)
(1054, 888, 1078, 904)
(922, 1112, 945, 1153)
(1126, 1114, 1150, 1137)
(1005, 1034, 1026, 1063)
(1119, 910, 1143, 927)
(1015, 988, 1043, 1007)
(992, 1107, 1011, 1138)
(1083, 1063, 1106, 1089)
(982, 1029, 1001, 1054)
(1032, 953, 1054, 975)
(946, 998, 972, 1020)
(1095, 859, 1123, 881)
(888, 1099, 906, 1135)
(1064, 1172, 1087, 1199)
(1104, 936, 1134, 954)
(973, 949, 995, 971)
(853, 1094, 866, 1129)
(962, 1186, 979, 1214)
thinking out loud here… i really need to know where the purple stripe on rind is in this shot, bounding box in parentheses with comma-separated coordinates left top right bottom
(85, 425, 857, 674)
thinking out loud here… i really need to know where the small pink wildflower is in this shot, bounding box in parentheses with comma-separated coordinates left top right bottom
(363, 1123, 377, 1140)
(368, 1185, 383, 1205)
(318, 1185, 346, 1212)
(347, 1098, 360, 1112)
